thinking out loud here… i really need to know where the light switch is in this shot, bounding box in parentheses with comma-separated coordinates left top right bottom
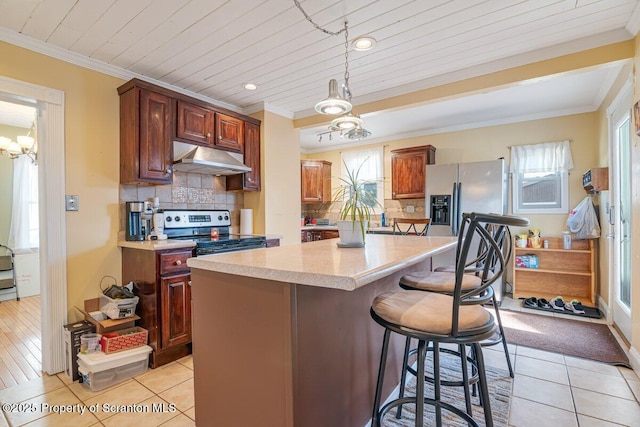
(65, 195, 79, 211)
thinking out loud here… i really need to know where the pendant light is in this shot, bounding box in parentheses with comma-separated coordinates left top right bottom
(330, 112, 362, 130)
(346, 125, 372, 141)
(315, 79, 352, 115)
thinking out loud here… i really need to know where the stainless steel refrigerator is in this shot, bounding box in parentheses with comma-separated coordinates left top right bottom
(425, 158, 509, 300)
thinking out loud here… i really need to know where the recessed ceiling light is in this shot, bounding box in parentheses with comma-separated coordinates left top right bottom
(243, 83, 258, 90)
(352, 36, 376, 51)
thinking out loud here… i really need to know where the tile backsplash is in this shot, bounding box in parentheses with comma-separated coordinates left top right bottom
(120, 171, 244, 232)
(302, 199, 426, 227)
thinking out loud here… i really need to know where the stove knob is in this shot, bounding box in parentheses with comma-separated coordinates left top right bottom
(175, 216, 181, 222)
(224, 215, 229, 221)
(218, 215, 223, 220)
(165, 216, 172, 222)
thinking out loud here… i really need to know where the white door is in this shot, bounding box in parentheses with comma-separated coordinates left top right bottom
(609, 85, 632, 341)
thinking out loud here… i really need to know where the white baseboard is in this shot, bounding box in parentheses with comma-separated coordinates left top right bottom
(597, 294, 610, 322)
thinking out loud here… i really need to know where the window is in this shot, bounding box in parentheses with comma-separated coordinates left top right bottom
(8, 155, 39, 251)
(510, 140, 573, 214)
(340, 147, 384, 213)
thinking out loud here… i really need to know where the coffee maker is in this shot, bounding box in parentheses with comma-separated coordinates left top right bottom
(125, 201, 145, 241)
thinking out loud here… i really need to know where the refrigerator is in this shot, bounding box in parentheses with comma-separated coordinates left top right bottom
(425, 158, 509, 301)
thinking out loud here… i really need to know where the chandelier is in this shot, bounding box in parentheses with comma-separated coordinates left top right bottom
(295, 0, 371, 141)
(0, 119, 37, 164)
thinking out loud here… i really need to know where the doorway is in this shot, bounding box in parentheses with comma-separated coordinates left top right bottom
(0, 75, 67, 375)
(608, 81, 632, 343)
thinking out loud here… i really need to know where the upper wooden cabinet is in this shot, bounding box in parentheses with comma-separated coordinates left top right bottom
(227, 121, 260, 191)
(176, 101, 214, 146)
(118, 79, 260, 185)
(391, 145, 436, 199)
(215, 113, 244, 153)
(119, 85, 173, 185)
(301, 160, 332, 203)
(176, 102, 243, 153)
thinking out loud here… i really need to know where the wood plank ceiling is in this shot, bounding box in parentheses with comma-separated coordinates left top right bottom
(0, 0, 638, 149)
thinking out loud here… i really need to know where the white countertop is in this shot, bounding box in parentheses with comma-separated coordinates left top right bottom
(187, 234, 457, 291)
(118, 239, 196, 251)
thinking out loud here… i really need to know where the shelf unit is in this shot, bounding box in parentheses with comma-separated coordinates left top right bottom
(512, 236, 595, 305)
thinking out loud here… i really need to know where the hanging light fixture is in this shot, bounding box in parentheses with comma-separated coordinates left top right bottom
(346, 125, 372, 141)
(330, 112, 362, 130)
(0, 118, 37, 163)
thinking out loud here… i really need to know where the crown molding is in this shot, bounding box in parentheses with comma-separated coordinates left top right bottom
(242, 101, 294, 119)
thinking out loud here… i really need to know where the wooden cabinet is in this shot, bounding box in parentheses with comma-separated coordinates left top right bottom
(215, 113, 244, 153)
(176, 101, 214, 146)
(512, 237, 595, 305)
(391, 145, 436, 199)
(301, 160, 332, 203)
(123, 247, 193, 368)
(119, 86, 173, 185)
(227, 121, 260, 191)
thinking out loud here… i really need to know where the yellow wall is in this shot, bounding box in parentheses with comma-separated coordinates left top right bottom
(0, 41, 124, 319)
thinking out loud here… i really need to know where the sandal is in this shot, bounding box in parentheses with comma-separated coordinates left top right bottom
(538, 298, 551, 309)
(524, 297, 538, 308)
(565, 299, 585, 314)
(550, 296, 565, 310)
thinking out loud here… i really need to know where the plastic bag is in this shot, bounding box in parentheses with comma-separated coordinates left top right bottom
(566, 197, 600, 239)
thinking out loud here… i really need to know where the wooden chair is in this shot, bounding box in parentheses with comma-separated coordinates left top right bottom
(0, 244, 19, 301)
(392, 218, 431, 236)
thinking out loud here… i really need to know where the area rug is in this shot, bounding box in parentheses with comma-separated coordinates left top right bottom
(382, 352, 512, 426)
(500, 310, 631, 368)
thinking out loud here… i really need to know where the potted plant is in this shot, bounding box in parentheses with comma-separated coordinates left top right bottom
(333, 159, 382, 247)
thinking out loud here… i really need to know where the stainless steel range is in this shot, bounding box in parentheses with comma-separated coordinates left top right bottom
(162, 209, 266, 256)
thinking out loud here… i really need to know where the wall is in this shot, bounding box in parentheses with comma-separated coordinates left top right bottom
(0, 41, 124, 320)
(305, 112, 599, 235)
(0, 124, 29, 245)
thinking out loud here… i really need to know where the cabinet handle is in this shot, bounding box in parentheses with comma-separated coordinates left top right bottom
(188, 281, 192, 287)
(206, 133, 211, 138)
(218, 135, 222, 140)
(175, 260, 182, 266)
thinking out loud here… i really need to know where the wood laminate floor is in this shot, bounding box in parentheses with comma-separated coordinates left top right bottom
(0, 295, 41, 390)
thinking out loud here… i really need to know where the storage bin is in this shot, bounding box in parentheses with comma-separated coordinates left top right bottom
(99, 294, 139, 319)
(77, 345, 151, 391)
(100, 327, 148, 354)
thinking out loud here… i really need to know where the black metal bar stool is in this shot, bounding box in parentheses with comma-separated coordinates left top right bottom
(370, 213, 529, 427)
(399, 221, 517, 378)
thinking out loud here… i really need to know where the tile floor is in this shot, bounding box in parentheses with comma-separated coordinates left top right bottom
(0, 297, 638, 426)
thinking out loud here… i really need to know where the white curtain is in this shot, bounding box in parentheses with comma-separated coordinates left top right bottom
(8, 156, 39, 252)
(510, 140, 574, 173)
(341, 147, 383, 181)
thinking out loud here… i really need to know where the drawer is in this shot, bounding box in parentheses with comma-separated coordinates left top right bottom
(159, 250, 192, 275)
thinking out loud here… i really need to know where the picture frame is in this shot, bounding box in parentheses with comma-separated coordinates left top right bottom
(635, 101, 640, 136)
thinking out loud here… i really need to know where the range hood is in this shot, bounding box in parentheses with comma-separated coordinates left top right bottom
(173, 141, 251, 176)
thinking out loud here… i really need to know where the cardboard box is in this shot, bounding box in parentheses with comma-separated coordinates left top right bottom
(75, 298, 140, 334)
(63, 320, 95, 381)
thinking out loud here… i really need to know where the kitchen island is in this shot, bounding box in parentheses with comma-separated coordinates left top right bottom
(187, 234, 457, 427)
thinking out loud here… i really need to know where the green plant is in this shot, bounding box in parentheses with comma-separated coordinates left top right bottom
(333, 158, 383, 240)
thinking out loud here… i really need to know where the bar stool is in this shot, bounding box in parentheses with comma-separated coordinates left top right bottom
(399, 222, 517, 377)
(370, 213, 529, 427)
(392, 218, 431, 236)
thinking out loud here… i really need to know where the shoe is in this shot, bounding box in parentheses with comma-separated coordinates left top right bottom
(565, 299, 585, 314)
(524, 297, 538, 308)
(538, 298, 551, 309)
(550, 296, 565, 310)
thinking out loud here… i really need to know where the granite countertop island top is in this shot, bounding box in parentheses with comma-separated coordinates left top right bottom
(187, 234, 457, 291)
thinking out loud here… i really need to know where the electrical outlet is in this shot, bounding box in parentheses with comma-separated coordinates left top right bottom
(65, 195, 79, 211)
(406, 205, 415, 213)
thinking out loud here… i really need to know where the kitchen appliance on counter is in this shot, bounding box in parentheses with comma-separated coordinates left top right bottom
(163, 209, 266, 255)
(425, 158, 509, 300)
(125, 201, 146, 241)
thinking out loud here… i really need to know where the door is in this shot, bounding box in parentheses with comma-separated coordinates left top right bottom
(609, 86, 632, 341)
(215, 113, 244, 153)
(160, 273, 192, 348)
(425, 163, 458, 236)
(139, 89, 172, 183)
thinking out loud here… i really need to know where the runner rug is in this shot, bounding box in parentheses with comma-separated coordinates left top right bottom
(382, 353, 511, 426)
(500, 309, 630, 368)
